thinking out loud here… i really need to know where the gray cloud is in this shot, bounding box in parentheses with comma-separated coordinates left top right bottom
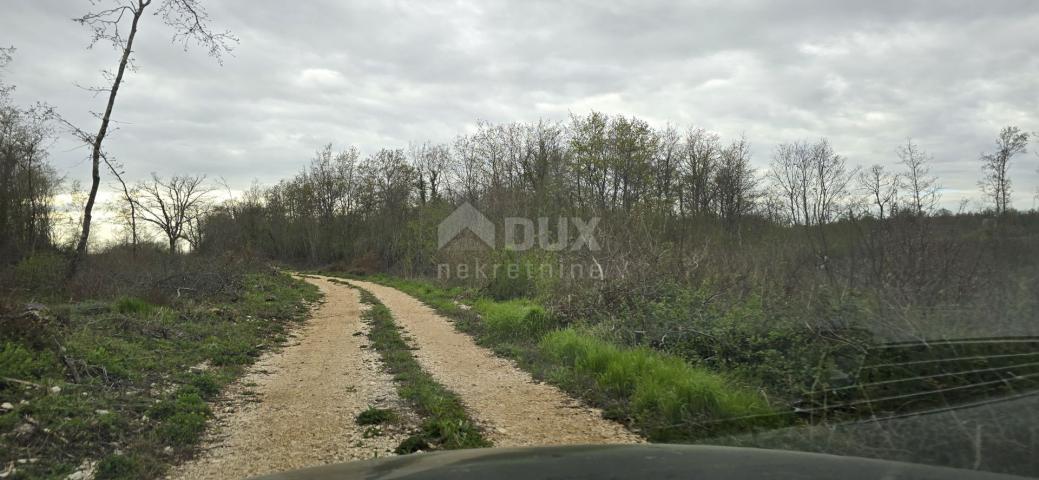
(3, 0, 1038, 209)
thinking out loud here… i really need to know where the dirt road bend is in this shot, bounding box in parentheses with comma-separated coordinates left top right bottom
(340, 277, 643, 447)
(171, 276, 414, 480)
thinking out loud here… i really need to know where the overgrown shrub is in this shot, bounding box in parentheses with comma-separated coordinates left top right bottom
(553, 279, 873, 399)
(0, 341, 60, 380)
(10, 252, 65, 292)
(483, 250, 537, 300)
(157, 412, 208, 445)
(95, 453, 148, 480)
(63, 246, 264, 304)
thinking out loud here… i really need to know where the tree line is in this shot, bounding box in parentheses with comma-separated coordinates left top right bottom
(185, 112, 1033, 273)
(0, 48, 62, 265)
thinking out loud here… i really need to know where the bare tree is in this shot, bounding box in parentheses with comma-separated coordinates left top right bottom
(769, 139, 854, 226)
(1035, 151, 1039, 209)
(898, 138, 939, 216)
(105, 157, 140, 256)
(182, 204, 208, 251)
(452, 134, 484, 203)
(307, 144, 356, 220)
(653, 125, 682, 213)
(769, 140, 813, 225)
(768, 138, 855, 273)
(980, 126, 1029, 215)
(473, 121, 510, 197)
(713, 135, 758, 226)
(135, 174, 212, 253)
(411, 141, 451, 204)
(859, 164, 899, 219)
(67, 0, 236, 276)
(680, 127, 720, 216)
(810, 139, 857, 225)
(0, 46, 13, 100)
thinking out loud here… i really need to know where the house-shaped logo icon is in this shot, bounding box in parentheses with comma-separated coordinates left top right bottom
(437, 202, 495, 250)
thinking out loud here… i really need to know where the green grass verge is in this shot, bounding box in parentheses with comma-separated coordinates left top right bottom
(352, 286, 489, 453)
(321, 272, 786, 442)
(540, 328, 782, 440)
(0, 271, 320, 479)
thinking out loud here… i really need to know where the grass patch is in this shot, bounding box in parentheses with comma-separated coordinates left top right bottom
(0, 269, 320, 479)
(355, 287, 489, 452)
(96, 453, 149, 479)
(112, 296, 156, 315)
(356, 406, 397, 425)
(472, 298, 557, 343)
(540, 328, 784, 440)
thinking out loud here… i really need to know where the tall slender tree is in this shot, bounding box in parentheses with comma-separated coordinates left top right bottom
(980, 126, 1029, 215)
(858, 164, 898, 219)
(66, 0, 236, 277)
(898, 138, 939, 216)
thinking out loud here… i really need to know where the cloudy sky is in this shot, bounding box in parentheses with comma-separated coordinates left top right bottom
(3, 0, 1039, 216)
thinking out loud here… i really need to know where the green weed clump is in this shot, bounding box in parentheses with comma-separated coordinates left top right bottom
(112, 296, 156, 315)
(95, 453, 149, 480)
(356, 406, 397, 425)
(0, 341, 61, 379)
(540, 328, 783, 441)
(472, 298, 556, 342)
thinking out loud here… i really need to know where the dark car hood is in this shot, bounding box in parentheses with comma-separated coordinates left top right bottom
(251, 444, 1026, 480)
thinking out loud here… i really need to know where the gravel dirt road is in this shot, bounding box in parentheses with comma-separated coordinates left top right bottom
(171, 276, 415, 480)
(343, 278, 642, 447)
(172, 275, 640, 479)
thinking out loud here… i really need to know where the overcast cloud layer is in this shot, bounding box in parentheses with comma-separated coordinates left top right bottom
(3, 0, 1039, 213)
